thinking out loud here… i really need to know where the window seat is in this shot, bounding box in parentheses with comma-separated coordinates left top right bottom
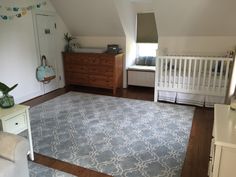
(127, 65, 156, 87)
(128, 65, 156, 72)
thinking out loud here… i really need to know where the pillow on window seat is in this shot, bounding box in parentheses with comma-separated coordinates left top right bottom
(135, 57, 146, 65)
(145, 56, 156, 66)
(135, 56, 156, 66)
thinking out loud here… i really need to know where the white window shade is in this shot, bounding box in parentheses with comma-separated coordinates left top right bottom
(136, 13, 158, 43)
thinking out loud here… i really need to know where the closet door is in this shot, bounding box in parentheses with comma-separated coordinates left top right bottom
(35, 14, 58, 94)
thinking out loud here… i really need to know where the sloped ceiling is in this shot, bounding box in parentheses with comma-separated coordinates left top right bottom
(51, 0, 236, 37)
(132, 0, 236, 36)
(50, 0, 125, 36)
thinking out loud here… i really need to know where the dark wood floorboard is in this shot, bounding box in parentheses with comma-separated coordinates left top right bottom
(181, 107, 213, 177)
(33, 153, 111, 177)
(23, 86, 213, 177)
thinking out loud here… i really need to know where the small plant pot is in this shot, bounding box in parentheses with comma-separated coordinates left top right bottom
(0, 94, 15, 108)
(64, 42, 72, 52)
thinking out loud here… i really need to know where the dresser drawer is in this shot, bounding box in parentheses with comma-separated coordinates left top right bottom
(89, 66, 113, 76)
(100, 58, 114, 66)
(89, 75, 113, 88)
(68, 56, 85, 65)
(69, 73, 89, 85)
(66, 65, 88, 73)
(84, 57, 100, 65)
(3, 113, 27, 134)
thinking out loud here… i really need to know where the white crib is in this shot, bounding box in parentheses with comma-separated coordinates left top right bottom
(154, 55, 233, 107)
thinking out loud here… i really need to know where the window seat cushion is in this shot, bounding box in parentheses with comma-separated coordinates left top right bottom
(128, 65, 156, 72)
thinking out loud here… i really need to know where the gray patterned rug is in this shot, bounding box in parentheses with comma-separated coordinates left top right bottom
(28, 161, 76, 177)
(28, 92, 194, 177)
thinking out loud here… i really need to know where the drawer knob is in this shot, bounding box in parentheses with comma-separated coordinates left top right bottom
(15, 122, 18, 125)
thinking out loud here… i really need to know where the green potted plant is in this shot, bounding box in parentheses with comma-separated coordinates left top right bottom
(64, 33, 74, 52)
(0, 82, 18, 108)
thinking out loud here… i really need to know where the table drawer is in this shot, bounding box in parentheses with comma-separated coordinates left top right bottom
(4, 113, 27, 134)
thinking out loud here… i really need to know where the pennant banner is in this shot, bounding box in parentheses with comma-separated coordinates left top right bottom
(0, 1, 47, 21)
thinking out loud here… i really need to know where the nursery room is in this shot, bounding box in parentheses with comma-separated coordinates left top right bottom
(0, 0, 236, 177)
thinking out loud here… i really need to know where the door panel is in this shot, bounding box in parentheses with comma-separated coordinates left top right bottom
(36, 14, 58, 94)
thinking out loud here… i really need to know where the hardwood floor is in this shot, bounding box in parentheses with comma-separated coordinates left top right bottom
(181, 107, 213, 177)
(23, 86, 213, 177)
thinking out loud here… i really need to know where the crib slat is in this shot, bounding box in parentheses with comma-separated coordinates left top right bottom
(197, 59, 202, 90)
(183, 59, 187, 89)
(187, 59, 192, 90)
(224, 60, 230, 91)
(169, 59, 172, 87)
(202, 60, 207, 91)
(165, 58, 168, 88)
(208, 60, 213, 90)
(213, 60, 218, 91)
(178, 59, 182, 88)
(174, 58, 177, 88)
(218, 60, 224, 92)
(192, 59, 197, 89)
(160, 58, 163, 87)
(156, 57, 159, 87)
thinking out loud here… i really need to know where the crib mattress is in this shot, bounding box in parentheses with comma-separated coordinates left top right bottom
(157, 70, 227, 88)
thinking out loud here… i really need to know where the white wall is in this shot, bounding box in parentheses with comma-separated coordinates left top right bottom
(0, 0, 69, 103)
(50, 12, 69, 88)
(75, 36, 126, 52)
(113, 0, 137, 88)
(158, 36, 236, 56)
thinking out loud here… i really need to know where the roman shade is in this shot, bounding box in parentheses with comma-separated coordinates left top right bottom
(136, 13, 158, 43)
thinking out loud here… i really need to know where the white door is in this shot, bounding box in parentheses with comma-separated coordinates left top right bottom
(35, 14, 58, 94)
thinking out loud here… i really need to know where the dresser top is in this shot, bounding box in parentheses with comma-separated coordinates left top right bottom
(0, 104, 29, 118)
(214, 104, 236, 148)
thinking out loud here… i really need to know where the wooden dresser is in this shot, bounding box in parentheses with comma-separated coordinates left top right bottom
(63, 52, 124, 95)
(208, 104, 236, 177)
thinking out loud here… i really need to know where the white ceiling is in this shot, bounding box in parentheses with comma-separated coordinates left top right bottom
(50, 0, 236, 37)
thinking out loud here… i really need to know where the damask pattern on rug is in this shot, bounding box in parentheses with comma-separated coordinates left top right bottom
(28, 92, 194, 177)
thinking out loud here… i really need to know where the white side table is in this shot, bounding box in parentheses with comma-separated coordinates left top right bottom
(208, 104, 236, 177)
(0, 104, 34, 160)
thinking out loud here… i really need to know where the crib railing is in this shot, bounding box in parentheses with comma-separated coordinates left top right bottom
(154, 55, 233, 101)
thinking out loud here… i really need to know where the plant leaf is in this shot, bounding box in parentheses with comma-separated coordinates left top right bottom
(0, 82, 9, 93)
(7, 84, 18, 93)
(0, 82, 18, 94)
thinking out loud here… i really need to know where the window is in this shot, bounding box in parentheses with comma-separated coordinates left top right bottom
(136, 12, 158, 57)
(137, 43, 158, 57)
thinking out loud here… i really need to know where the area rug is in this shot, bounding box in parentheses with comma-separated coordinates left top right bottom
(28, 161, 76, 177)
(27, 92, 194, 177)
